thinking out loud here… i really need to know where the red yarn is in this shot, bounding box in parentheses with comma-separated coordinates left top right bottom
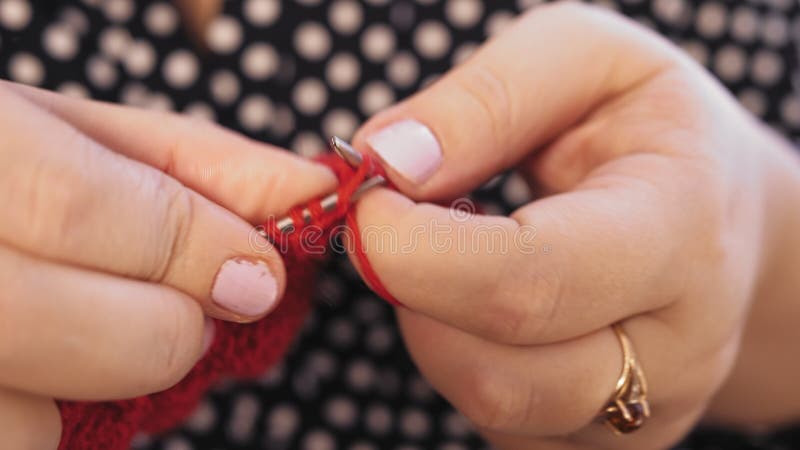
(57, 152, 400, 450)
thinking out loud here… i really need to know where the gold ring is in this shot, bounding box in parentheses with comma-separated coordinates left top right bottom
(599, 323, 650, 434)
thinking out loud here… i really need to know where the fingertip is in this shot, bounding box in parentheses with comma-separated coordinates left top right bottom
(209, 255, 283, 322)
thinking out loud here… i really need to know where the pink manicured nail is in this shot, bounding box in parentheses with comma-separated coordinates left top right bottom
(367, 119, 443, 184)
(212, 258, 278, 317)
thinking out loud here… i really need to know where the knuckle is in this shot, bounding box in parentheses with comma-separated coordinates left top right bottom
(484, 265, 562, 344)
(149, 175, 194, 282)
(457, 368, 527, 432)
(449, 63, 515, 159)
(20, 131, 96, 249)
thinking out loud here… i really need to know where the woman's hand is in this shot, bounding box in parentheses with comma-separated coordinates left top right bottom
(348, 3, 800, 449)
(0, 81, 335, 448)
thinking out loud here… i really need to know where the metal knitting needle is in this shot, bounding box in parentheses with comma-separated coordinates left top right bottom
(263, 136, 386, 235)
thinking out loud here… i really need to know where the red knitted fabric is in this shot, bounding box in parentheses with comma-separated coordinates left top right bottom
(57, 152, 397, 450)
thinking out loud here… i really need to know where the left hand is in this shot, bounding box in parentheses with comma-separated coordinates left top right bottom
(346, 3, 800, 449)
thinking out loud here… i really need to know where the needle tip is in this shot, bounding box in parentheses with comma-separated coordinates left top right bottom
(330, 136, 363, 168)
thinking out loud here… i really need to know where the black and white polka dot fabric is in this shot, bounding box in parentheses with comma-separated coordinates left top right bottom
(2, 1, 800, 449)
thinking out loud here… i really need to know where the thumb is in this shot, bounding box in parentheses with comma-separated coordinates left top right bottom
(352, 3, 677, 201)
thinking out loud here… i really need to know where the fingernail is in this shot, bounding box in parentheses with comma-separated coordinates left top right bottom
(367, 119, 443, 184)
(201, 317, 215, 356)
(212, 258, 278, 317)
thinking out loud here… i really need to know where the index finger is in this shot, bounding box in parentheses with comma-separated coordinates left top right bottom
(4, 81, 337, 223)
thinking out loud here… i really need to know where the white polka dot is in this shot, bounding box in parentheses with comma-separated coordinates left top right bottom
(451, 42, 478, 66)
(43, 24, 79, 61)
(329, 0, 363, 35)
(408, 376, 435, 402)
(765, 0, 793, 11)
(738, 88, 767, 117)
(346, 359, 375, 391)
(163, 50, 199, 89)
(163, 437, 192, 450)
(238, 95, 274, 132)
(0, 0, 31, 31)
(731, 6, 759, 42)
(680, 40, 709, 67)
(185, 400, 217, 432)
(365, 404, 392, 435)
(86, 55, 118, 89)
(445, 0, 483, 28)
(206, 16, 244, 54)
(714, 45, 747, 82)
(292, 131, 326, 157)
(60, 7, 89, 35)
(502, 173, 532, 206)
(401, 409, 431, 438)
(244, 0, 281, 26)
(184, 102, 215, 121)
(8, 52, 44, 85)
(695, 2, 726, 39)
(325, 397, 358, 429)
(751, 50, 783, 86)
(386, 51, 419, 88)
(103, 0, 134, 23)
(99, 27, 132, 60)
(267, 404, 300, 440)
(120, 82, 149, 106)
(302, 430, 336, 450)
(366, 324, 394, 354)
(123, 39, 156, 77)
(591, 0, 618, 11)
(210, 70, 241, 105)
(322, 109, 358, 140)
(359, 81, 395, 116)
(517, 0, 545, 8)
(327, 317, 356, 348)
(414, 20, 451, 59)
(762, 13, 789, 47)
(228, 393, 260, 443)
(484, 10, 515, 36)
(361, 24, 396, 62)
(443, 412, 472, 437)
(354, 298, 383, 322)
(780, 96, 800, 127)
(260, 363, 285, 386)
(652, 0, 689, 26)
(326, 52, 360, 90)
(293, 78, 328, 115)
(294, 22, 332, 61)
(144, 2, 178, 37)
(57, 81, 89, 98)
(144, 92, 173, 111)
(130, 434, 152, 448)
(271, 104, 295, 137)
(439, 444, 468, 450)
(350, 443, 379, 450)
(241, 42, 279, 80)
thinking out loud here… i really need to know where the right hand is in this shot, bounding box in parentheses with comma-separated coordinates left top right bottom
(0, 81, 336, 448)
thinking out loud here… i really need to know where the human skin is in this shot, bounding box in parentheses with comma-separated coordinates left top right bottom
(0, 81, 336, 448)
(348, 3, 800, 449)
